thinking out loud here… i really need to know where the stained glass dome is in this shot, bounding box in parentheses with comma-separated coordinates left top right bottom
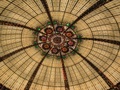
(0, 0, 120, 90)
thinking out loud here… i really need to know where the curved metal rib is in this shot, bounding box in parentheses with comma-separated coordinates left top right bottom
(40, 0, 54, 29)
(60, 52, 70, 90)
(65, 0, 113, 31)
(74, 37, 120, 46)
(24, 49, 50, 90)
(0, 20, 44, 34)
(0, 43, 41, 62)
(70, 48, 115, 88)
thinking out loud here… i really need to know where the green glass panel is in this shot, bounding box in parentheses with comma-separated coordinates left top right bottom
(66, 23, 70, 27)
(71, 26, 75, 29)
(53, 21, 57, 24)
(36, 27, 41, 31)
(77, 35, 82, 42)
(47, 21, 51, 25)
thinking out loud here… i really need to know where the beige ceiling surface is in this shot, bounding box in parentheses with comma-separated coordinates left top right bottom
(0, 0, 120, 90)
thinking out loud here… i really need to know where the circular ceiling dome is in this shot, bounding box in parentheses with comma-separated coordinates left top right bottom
(0, 0, 120, 90)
